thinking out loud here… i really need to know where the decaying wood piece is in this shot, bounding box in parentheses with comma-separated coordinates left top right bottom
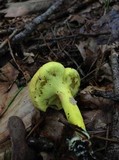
(92, 50, 119, 159)
(0, 87, 36, 147)
(105, 104, 119, 160)
(104, 50, 119, 160)
(8, 116, 37, 160)
(110, 50, 119, 97)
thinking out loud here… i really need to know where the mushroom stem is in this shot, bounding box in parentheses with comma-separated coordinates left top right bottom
(57, 87, 86, 130)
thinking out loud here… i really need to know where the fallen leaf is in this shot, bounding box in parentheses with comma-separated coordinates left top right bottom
(1, 0, 54, 17)
(92, 5, 119, 44)
(84, 109, 111, 131)
(97, 62, 112, 82)
(0, 63, 19, 113)
(80, 86, 114, 109)
(68, 14, 86, 27)
(40, 110, 65, 144)
(0, 63, 37, 147)
(76, 39, 99, 73)
(0, 87, 36, 144)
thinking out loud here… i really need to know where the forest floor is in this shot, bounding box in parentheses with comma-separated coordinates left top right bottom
(0, 0, 119, 160)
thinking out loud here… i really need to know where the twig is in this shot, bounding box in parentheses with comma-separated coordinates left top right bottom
(48, 32, 110, 41)
(110, 49, 119, 97)
(104, 104, 119, 160)
(68, 0, 98, 13)
(28, 32, 110, 52)
(0, 0, 64, 57)
(0, 28, 14, 36)
(5, 80, 16, 93)
(104, 50, 119, 160)
(0, 29, 18, 49)
(26, 121, 41, 140)
(0, 87, 23, 118)
(92, 135, 119, 144)
(92, 50, 119, 101)
(92, 90, 116, 100)
(94, 147, 105, 153)
(64, 50, 80, 69)
(0, 31, 110, 57)
(92, 50, 119, 159)
(12, 0, 64, 43)
(8, 40, 26, 81)
(49, 0, 98, 21)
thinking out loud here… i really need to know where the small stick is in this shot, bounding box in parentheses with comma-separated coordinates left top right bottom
(110, 49, 119, 96)
(8, 41, 24, 74)
(0, 0, 64, 57)
(93, 90, 116, 100)
(12, 0, 64, 43)
(92, 135, 119, 144)
(92, 50, 119, 101)
(0, 29, 18, 49)
(104, 50, 119, 160)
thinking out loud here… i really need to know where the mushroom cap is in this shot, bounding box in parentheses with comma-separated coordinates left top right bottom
(29, 62, 80, 112)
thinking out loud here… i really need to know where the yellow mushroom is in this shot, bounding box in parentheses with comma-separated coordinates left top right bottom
(29, 62, 86, 131)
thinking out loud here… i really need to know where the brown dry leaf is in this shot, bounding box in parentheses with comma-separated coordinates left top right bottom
(0, 87, 36, 146)
(76, 39, 99, 73)
(76, 41, 87, 61)
(0, 63, 36, 150)
(68, 14, 86, 27)
(76, 39, 98, 60)
(83, 109, 111, 131)
(24, 52, 35, 64)
(80, 86, 114, 109)
(1, 0, 54, 17)
(0, 63, 19, 113)
(40, 110, 65, 144)
(97, 62, 112, 82)
(0, 62, 18, 82)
